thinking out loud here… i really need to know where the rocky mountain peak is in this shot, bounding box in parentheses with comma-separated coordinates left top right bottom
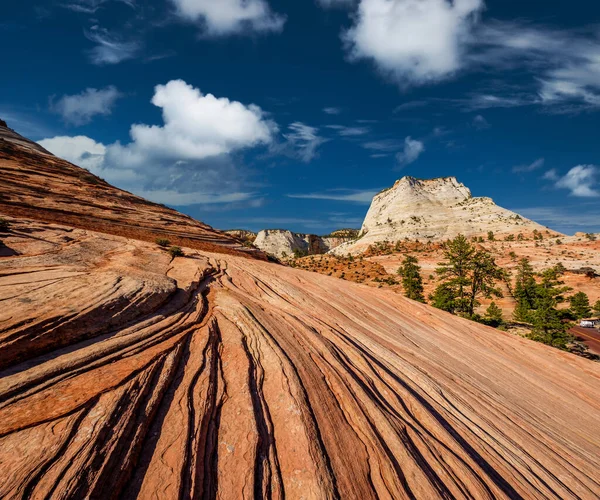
(332, 176, 557, 254)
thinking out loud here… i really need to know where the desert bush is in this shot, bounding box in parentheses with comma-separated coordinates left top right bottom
(0, 217, 10, 232)
(168, 246, 184, 258)
(156, 238, 171, 247)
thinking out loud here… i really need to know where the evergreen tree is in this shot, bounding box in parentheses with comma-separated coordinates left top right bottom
(569, 292, 591, 319)
(429, 283, 457, 313)
(594, 300, 600, 316)
(434, 235, 503, 317)
(528, 268, 573, 349)
(512, 258, 537, 322)
(397, 255, 425, 302)
(484, 302, 503, 327)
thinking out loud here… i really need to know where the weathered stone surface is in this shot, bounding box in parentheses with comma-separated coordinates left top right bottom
(1, 129, 600, 499)
(0, 123, 266, 260)
(333, 176, 556, 254)
(254, 229, 354, 258)
(1, 217, 600, 499)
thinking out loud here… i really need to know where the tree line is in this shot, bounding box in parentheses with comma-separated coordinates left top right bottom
(396, 234, 600, 351)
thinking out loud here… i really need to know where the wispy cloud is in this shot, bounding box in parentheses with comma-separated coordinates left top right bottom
(281, 122, 327, 162)
(512, 206, 600, 234)
(361, 139, 403, 152)
(325, 125, 370, 137)
(287, 188, 379, 203)
(472, 114, 490, 130)
(394, 100, 429, 113)
(84, 26, 141, 65)
(512, 157, 545, 174)
(323, 107, 342, 115)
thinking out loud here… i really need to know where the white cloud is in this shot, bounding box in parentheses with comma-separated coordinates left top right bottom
(84, 27, 140, 65)
(287, 188, 379, 203)
(512, 157, 545, 174)
(282, 122, 327, 162)
(326, 125, 370, 136)
(344, 0, 484, 87)
(51, 86, 122, 126)
(472, 114, 490, 130)
(38, 80, 277, 206)
(38, 136, 107, 171)
(543, 169, 559, 181)
(554, 165, 599, 197)
(170, 0, 285, 36)
(323, 107, 342, 115)
(396, 136, 424, 166)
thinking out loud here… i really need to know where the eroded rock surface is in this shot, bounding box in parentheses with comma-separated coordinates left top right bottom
(1, 127, 600, 499)
(1, 217, 599, 499)
(333, 176, 555, 254)
(254, 229, 355, 258)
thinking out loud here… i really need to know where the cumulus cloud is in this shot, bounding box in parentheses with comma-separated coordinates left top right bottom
(396, 136, 424, 166)
(282, 122, 327, 162)
(553, 165, 599, 197)
(344, 0, 484, 87)
(84, 27, 140, 65)
(38, 80, 277, 205)
(51, 86, 122, 126)
(512, 158, 545, 174)
(170, 0, 285, 36)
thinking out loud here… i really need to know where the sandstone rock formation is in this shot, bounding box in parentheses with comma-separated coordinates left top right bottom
(333, 176, 555, 254)
(1, 127, 600, 499)
(0, 122, 264, 260)
(254, 229, 356, 258)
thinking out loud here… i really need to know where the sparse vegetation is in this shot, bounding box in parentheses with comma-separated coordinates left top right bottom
(593, 300, 600, 316)
(168, 246, 184, 258)
(487, 231, 495, 241)
(484, 302, 504, 327)
(397, 255, 425, 303)
(155, 238, 171, 248)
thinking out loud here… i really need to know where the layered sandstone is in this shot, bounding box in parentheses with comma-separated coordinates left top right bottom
(0, 123, 265, 260)
(1, 125, 600, 499)
(333, 176, 555, 254)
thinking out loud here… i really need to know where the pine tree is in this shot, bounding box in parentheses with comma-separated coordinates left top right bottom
(429, 283, 457, 313)
(397, 255, 425, 303)
(528, 268, 573, 349)
(512, 258, 537, 322)
(569, 292, 591, 319)
(434, 235, 503, 317)
(593, 300, 600, 316)
(484, 302, 503, 327)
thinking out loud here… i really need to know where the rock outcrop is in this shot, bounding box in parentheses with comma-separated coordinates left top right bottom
(254, 229, 355, 258)
(333, 176, 555, 254)
(0, 122, 265, 260)
(1, 129, 600, 499)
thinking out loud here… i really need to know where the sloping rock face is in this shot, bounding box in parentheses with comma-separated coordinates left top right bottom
(1, 217, 600, 499)
(0, 122, 265, 260)
(1, 128, 600, 499)
(333, 176, 554, 254)
(254, 229, 354, 258)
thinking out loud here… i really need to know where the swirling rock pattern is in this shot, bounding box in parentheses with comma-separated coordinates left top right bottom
(1, 218, 600, 499)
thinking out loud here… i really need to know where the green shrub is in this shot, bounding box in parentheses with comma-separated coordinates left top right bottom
(155, 238, 171, 248)
(168, 246, 184, 258)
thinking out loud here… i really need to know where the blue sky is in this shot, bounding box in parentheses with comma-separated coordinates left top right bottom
(1, 0, 599, 235)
